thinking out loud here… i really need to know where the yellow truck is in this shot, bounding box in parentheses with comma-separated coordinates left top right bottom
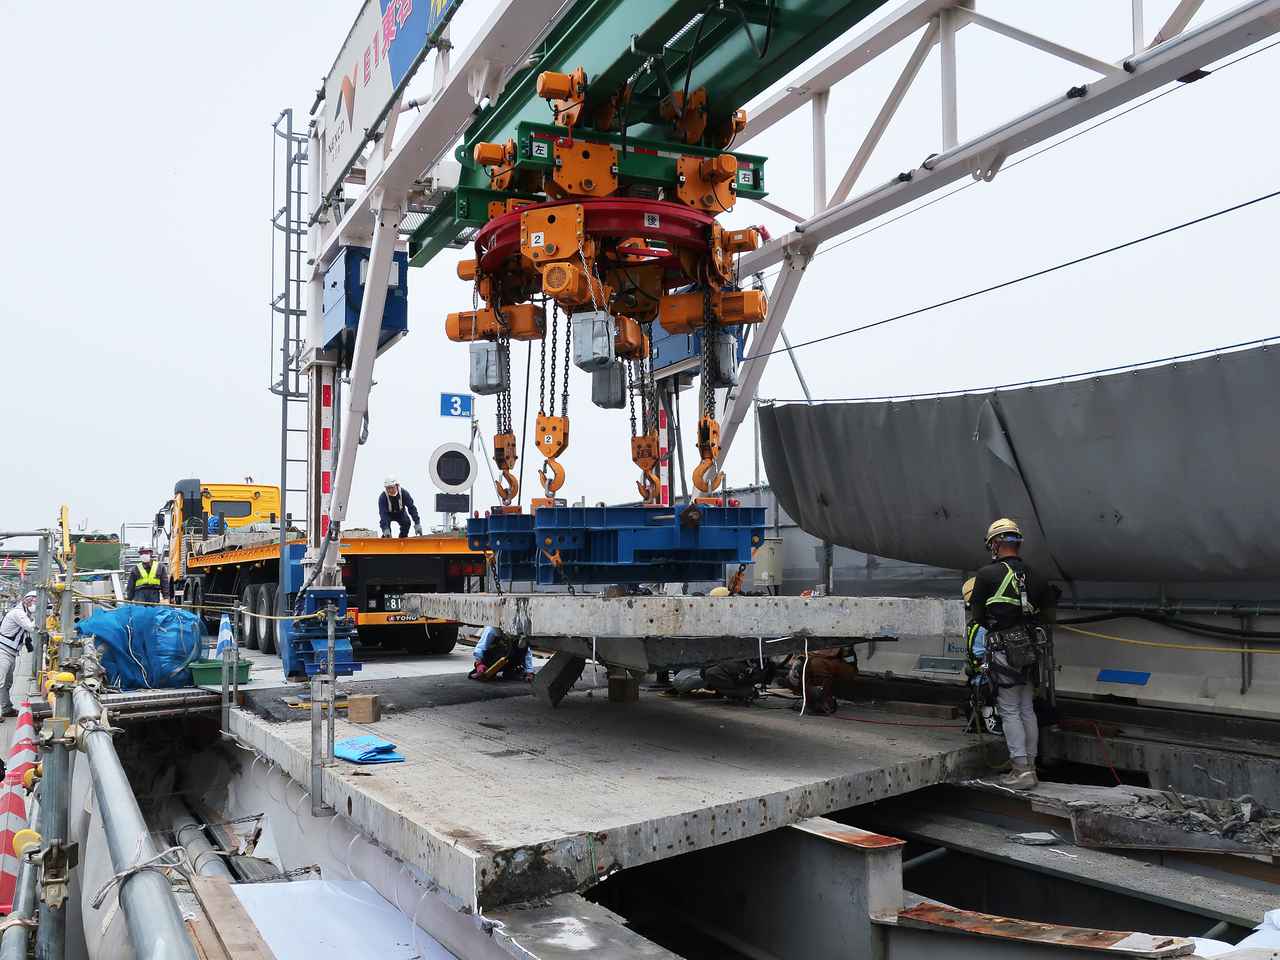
(155, 478, 483, 656)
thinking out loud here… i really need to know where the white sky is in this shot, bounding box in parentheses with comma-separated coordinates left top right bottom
(1, 0, 1275, 543)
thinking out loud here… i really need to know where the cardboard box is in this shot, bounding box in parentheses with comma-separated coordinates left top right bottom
(347, 694, 381, 724)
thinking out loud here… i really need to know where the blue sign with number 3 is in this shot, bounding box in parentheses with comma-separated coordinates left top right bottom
(440, 393, 473, 418)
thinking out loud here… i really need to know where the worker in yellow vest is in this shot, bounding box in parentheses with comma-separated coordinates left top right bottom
(126, 546, 171, 605)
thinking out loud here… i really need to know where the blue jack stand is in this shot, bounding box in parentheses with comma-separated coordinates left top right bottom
(281, 587, 362, 681)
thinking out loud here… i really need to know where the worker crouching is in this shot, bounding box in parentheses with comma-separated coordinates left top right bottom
(470, 626, 534, 682)
(967, 518, 1054, 790)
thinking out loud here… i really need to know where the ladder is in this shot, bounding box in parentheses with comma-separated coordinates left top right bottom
(270, 109, 310, 541)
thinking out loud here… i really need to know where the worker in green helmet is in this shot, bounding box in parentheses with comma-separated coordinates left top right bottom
(967, 518, 1053, 790)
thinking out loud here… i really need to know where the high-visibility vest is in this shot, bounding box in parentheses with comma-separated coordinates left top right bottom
(135, 562, 161, 588)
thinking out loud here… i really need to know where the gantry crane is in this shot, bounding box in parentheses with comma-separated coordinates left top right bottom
(300, 0, 1280, 592)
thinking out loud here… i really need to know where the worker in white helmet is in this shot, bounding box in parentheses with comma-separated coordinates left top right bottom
(378, 476, 422, 538)
(0, 591, 38, 719)
(967, 518, 1054, 790)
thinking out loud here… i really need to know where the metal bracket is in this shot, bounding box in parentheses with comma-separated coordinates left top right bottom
(36, 840, 80, 910)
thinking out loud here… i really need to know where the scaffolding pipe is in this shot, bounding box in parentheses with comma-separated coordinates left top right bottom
(167, 802, 233, 880)
(35, 683, 72, 960)
(72, 686, 198, 960)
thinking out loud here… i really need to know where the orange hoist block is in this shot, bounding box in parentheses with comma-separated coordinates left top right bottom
(537, 66, 587, 132)
(676, 153, 738, 212)
(474, 139, 517, 190)
(534, 413, 569, 495)
(447, 303, 545, 342)
(521, 204, 585, 266)
(719, 289, 767, 325)
(693, 416, 723, 493)
(631, 431, 661, 503)
(446, 308, 501, 342)
(724, 227, 760, 254)
(457, 259, 478, 282)
(549, 140, 618, 198)
(614, 316, 647, 359)
(493, 432, 519, 504)
(541, 261, 609, 308)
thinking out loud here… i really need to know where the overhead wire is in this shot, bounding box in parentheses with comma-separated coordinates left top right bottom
(741, 184, 1280, 365)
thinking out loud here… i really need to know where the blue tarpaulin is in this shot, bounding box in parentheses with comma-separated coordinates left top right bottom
(335, 735, 404, 764)
(77, 605, 202, 689)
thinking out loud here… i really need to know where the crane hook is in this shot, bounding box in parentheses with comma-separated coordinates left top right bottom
(494, 469, 519, 505)
(539, 458, 566, 495)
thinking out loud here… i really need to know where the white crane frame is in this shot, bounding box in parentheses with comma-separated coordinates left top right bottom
(305, 0, 1280, 579)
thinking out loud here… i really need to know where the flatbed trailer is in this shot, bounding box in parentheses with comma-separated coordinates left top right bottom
(181, 533, 485, 657)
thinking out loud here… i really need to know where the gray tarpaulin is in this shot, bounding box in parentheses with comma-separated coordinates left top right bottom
(759, 345, 1280, 582)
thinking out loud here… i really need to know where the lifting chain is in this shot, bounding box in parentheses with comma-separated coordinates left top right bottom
(538, 305, 548, 416)
(693, 261, 723, 494)
(626, 359, 637, 437)
(492, 328, 519, 506)
(534, 304, 568, 502)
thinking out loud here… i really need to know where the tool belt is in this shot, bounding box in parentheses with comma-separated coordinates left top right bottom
(986, 624, 1046, 684)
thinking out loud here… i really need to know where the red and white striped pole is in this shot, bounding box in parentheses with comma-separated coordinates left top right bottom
(0, 701, 37, 913)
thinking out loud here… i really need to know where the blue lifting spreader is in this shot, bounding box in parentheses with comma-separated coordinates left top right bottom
(280, 586, 362, 680)
(469, 504, 765, 586)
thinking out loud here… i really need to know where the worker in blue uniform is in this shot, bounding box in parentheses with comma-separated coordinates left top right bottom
(378, 476, 422, 538)
(470, 626, 534, 681)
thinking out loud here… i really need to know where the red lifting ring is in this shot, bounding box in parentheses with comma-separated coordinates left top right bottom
(474, 197, 717, 285)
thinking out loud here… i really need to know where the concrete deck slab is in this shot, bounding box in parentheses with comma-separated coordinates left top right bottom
(229, 688, 988, 913)
(404, 593, 960, 670)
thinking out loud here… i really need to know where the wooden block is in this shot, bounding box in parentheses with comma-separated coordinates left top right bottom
(191, 877, 276, 959)
(347, 693, 381, 723)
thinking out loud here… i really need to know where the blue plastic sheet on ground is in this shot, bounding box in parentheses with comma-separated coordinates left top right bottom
(76, 605, 202, 690)
(335, 735, 404, 764)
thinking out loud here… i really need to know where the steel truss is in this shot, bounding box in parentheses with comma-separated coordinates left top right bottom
(717, 0, 1280, 466)
(306, 0, 1279, 549)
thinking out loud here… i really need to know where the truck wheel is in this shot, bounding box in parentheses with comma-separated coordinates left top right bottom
(243, 585, 261, 650)
(239, 586, 256, 647)
(425, 624, 459, 655)
(256, 584, 278, 655)
(186, 579, 204, 618)
(395, 626, 431, 655)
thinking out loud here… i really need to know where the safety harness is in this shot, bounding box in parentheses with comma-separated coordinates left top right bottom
(983, 562, 1046, 686)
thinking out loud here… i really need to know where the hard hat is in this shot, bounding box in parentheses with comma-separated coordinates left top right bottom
(22, 591, 36, 601)
(384, 476, 399, 487)
(709, 586, 731, 598)
(985, 518, 1022, 544)
(961, 578, 976, 604)
(139, 545, 154, 554)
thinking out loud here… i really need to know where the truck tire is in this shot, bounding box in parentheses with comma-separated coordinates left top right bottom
(239, 586, 255, 647)
(243, 585, 261, 650)
(256, 584, 278, 656)
(425, 624, 459, 655)
(186, 579, 204, 618)
(395, 626, 432, 655)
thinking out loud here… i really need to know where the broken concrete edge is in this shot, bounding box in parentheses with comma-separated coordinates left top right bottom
(404, 593, 964, 642)
(228, 709, 990, 913)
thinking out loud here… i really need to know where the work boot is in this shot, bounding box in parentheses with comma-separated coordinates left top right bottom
(999, 759, 1038, 791)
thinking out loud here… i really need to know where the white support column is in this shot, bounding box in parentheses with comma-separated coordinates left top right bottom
(1132, 0, 1146, 57)
(305, 124, 333, 552)
(320, 191, 404, 581)
(829, 20, 938, 208)
(939, 6, 959, 150)
(812, 90, 829, 217)
(718, 251, 810, 468)
(1153, 0, 1207, 45)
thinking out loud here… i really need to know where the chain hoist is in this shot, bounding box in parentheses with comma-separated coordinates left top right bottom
(693, 262, 723, 493)
(492, 317, 519, 505)
(534, 302, 569, 504)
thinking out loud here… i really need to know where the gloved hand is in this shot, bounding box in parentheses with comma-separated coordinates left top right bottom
(413, 523, 423, 536)
(380, 527, 391, 538)
(469, 660, 485, 679)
